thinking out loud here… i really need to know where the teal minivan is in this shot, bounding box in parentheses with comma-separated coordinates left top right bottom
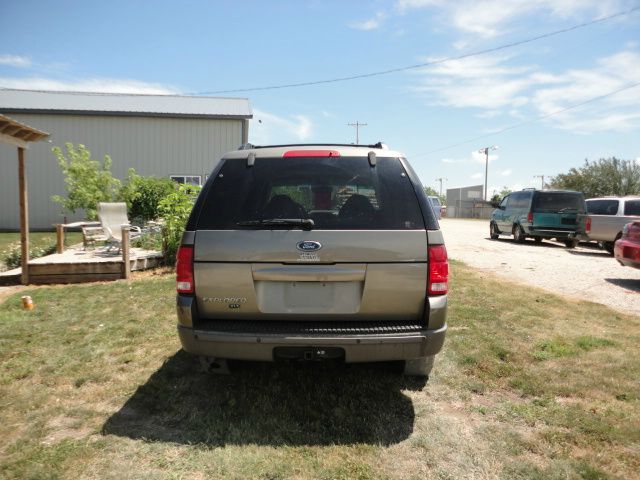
(490, 189, 589, 248)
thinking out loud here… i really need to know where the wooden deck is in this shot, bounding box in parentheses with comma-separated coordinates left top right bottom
(0, 245, 163, 285)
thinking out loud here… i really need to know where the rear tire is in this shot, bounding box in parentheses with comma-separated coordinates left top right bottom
(404, 355, 435, 377)
(490, 222, 500, 239)
(604, 233, 622, 255)
(564, 239, 578, 248)
(513, 224, 526, 243)
(603, 242, 614, 255)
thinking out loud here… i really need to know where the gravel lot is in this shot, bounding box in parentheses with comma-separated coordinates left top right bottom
(440, 218, 640, 316)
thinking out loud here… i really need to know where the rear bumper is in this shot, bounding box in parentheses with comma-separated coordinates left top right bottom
(527, 227, 587, 240)
(177, 323, 447, 362)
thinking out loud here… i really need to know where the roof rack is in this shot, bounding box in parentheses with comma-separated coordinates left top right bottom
(241, 142, 390, 150)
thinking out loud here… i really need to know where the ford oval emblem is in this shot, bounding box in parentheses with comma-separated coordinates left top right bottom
(296, 240, 322, 252)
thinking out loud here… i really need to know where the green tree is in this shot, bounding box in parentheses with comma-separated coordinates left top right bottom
(158, 183, 201, 264)
(490, 186, 512, 205)
(549, 157, 640, 198)
(51, 143, 121, 220)
(119, 169, 177, 222)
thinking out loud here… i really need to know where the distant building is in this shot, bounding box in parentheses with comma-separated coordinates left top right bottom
(446, 185, 489, 218)
(0, 89, 252, 230)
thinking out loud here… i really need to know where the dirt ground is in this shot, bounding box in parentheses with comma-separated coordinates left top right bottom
(440, 218, 640, 316)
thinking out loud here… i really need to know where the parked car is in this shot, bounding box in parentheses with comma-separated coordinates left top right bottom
(614, 221, 640, 269)
(175, 143, 448, 377)
(428, 195, 443, 220)
(490, 189, 589, 248)
(586, 196, 640, 254)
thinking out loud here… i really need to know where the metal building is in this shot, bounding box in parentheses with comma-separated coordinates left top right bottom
(446, 184, 492, 218)
(0, 89, 252, 230)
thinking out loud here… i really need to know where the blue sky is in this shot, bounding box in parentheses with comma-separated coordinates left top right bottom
(1, 0, 639, 197)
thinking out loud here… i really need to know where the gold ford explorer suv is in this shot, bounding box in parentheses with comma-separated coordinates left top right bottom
(175, 143, 448, 377)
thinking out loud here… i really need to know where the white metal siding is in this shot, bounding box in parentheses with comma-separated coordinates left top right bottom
(0, 114, 243, 230)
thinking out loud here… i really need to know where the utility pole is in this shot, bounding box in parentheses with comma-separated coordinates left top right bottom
(348, 121, 367, 144)
(435, 177, 447, 197)
(533, 175, 545, 190)
(478, 146, 498, 201)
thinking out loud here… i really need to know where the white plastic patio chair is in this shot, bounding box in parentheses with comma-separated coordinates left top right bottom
(97, 202, 142, 252)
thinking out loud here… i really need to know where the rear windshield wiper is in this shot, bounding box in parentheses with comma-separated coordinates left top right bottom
(237, 218, 315, 231)
(557, 207, 578, 213)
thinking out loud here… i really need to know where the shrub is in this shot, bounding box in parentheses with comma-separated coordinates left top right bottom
(158, 183, 201, 264)
(2, 243, 57, 270)
(51, 143, 121, 220)
(119, 170, 178, 223)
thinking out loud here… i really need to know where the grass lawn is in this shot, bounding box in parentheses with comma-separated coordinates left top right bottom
(0, 262, 638, 479)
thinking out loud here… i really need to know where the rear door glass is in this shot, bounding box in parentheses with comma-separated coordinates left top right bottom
(624, 200, 640, 216)
(532, 192, 585, 213)
(587, 200, 619, 215)
(196, 156, 425, 230)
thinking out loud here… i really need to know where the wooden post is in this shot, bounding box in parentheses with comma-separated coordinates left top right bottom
(56, 224, 65, 254)
(18, 147, 29, 284)
(121, 226, 131, 279)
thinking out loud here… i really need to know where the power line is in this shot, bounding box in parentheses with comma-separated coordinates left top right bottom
(192, 6, 640, 95)
(412, 81, 640, 157)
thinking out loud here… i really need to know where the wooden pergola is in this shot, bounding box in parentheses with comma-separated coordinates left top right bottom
(0, 114, 50, 284)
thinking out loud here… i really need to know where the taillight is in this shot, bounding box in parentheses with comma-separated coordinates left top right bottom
(428, 245, 449, 295)
(282, 150, 340, 158)
(527, 212, 533, 223)
(585, 216, 592, 234)
(176, 245, 194, 294)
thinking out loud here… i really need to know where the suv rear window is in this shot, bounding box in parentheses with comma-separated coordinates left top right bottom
(587, 199, 619, 215)
(532, 192, 585, 213)
(195, 156, 426, 230)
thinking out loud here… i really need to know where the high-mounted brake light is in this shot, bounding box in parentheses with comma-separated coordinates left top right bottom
(282, 150, 341, 158)
(176, 245, 194, 294)
(428, 245, 449, 295)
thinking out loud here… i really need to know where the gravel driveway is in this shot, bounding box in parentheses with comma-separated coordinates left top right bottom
(440, 218, 640, 316)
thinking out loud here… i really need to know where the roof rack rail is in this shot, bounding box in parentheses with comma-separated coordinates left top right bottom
(245, 143, 391, 150)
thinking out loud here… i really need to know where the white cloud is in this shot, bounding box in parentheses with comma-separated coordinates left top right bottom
(349, 12, 386, 31)
(0, 55, 31, 68)
(476, 110, 502, 119)
(411, 48, 640, 133)
(396, 0, 628, 37)
(250, 109, 313, 145)
(396, 0, 442, 13)
(452, 41, 469, 50)
(470, 172, 483, 179)
(441, 158, 456, 163)
(0, 76, 179, 94)
(500, 168, 512, 176)
(411, 54, 534, 109)
(532, 50, 640, 132)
